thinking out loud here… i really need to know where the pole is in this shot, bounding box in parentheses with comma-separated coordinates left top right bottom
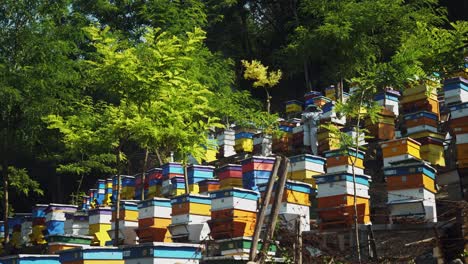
(256, 157, 290, 263)
(113, 145, 122, 246)
(367, 225, 378, 260)
(296, 217, 303, 264)
(249, 156, 282, 261)
(141, 148, 149, 200)
(184, 163, 190, 194)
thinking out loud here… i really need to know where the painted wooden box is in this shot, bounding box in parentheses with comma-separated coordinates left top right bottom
(138, 198, 171, 219)
(401, 97, 440, 117)
(384, 161, 436, 193)
(208, 218, 256, 240)
(188, 165, 215, 185)
(317, 195, 371, 225)
(388, 199, 437, 224)
(380, 137, 421, 166)
(168, 220, 210, 243)
(323, 148, 365, 172)
(171, 194, 211, 216)
(219, 178, 243, 190)
(161, 162, 184, 180)
(285, 100, 303, 113)
(0, 255, 60, 264)
(210, 188, 259, 213)
(46, 234, 92, 254)
(288, 154, 325, 174)
(216, 164, 242, 180)
(217, 237, 276, 257)
(161, 176, 186, 197)
(59, 247, 123, 264)
(64, 212, 89, 236)
(122, 242, 202, 264)
(404, 111, 438, 128)
(374, 89, 400, 116)
(45, 204, 78, 236)
(108, 220, 139, 245)
(449, 102, 468, 119)
(111, 201, 139, 222)
(198, 179, 220, 193)
(258, 180, 314, 206)
(444, 77, 468, 104)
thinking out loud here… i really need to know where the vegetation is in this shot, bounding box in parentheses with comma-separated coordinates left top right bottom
(0, 0, 467, 248)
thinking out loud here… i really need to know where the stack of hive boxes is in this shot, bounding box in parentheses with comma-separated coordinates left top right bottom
(304, 91, 322, 109)
(29, 204, 48, 245)
(136, 198, 172, 243)
(241, 156, 275, 191)
(104, 178, 113, 206)
(47, 211, 92, 253)
(198, 179, 220, 194)
(112, 175, 136, 201)
(188, 165, 215, 194)
(366, 108, 396, 141)
(20, 214, 32, 246)
(253, 133, 273, 156)
(59, 247, 124, 264)
(273, 120, 295, 153)
(109, 201, 138, 245)
(259, 180, 313, 232)
(146, 168, 163, 199)
(82, 195, 90, 211)
(235, 128, 255, 153)
(374, 88, 401, 116)
(318, 102, 345, 154)
(88, 207, 112, 246)
(122, 242, 203, 264)
(316, 148, 371, 229)
(134, 173, 145, 200)
(8, 215, 25, 249)
(95, 179, 106, 205)
(216, 164, 243, 190)
(64, 212, 88, 236)
(401, 84, 445, 166)
(44, 204, 78, 236)
(287, 154, 325, 187)
(445, 78, 468, 169)
(169, 194, 211, 243)
(88, 189, 98, 208)
(161, 162, 185, 197)
(217, 129, 236, 158)
(285, 100, 303, 114)
(1, 255, 60, 264)
(204, 138, 218, 162)
(208, 188, 262, 257)
(384, 160, 437, 223)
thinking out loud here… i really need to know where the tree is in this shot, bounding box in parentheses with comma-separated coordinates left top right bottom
(242, 60, 282, 113)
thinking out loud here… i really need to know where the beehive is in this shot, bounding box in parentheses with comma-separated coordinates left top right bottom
(161, 176, 186, 197)
(304, 91, 322, 107)
(197, 179, 220, 194)
(162, 162, 184, 180)
(64, 212, 89, 236)
(0, 255, 60, 264)
(285, 100, 303, 113)
(59, 247, 124, 264)
(146, 168, 163, 199)
(169, 194, 211, 243)
(323, 148, 365, 174)
(287, 154, 325, 186)
(109, 201, 138, 245)
(241, 156, 275, 191)
(88, 207, 112, 246)
(136, 198, 172, 243)
(112, 175, 136, 201)
(46, 234, 92, 254)
(443, 77, 468, 105)
(122, 242, 203, 264)
(379, 137, 421, 167)
(44, 204, 78, 236)
(234, 130, 254, 153)
(217, 129, 236, 158)
(217, 237, 276, 257)
(320, 102, 346, 125)
(374, 89, 400, 116)
(30, 204, 48, 245)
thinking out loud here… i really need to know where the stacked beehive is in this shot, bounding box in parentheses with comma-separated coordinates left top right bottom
(273, 120, 294, 153)
(20, 214, 32, 246)
(134, 173, 145, 200)
(88, 207, 112, 246)
(304, 91, 322, 108)
(188, 165, 215, 194)
(259, 180, 313, 232)
(217, 129, 236, 158)
(204, 138, 218, 162)
(316, 148, 371, 229)
(380, 137, 422, 167)
(287, 154, 326, 188)
(82, 195, 90, 211)
(120, 176, 137, 200)
(104, 178, 113, 206)
(216, 164, 243, 190)
(400, 84, 445, 166)
(253, 133, 273, 156)
(366, 108, 396, 141)
(44, 204, 78, 236)
(208, 188, 260, 257)
(136, 198, 172, 243)
(95, 179, 106, 205)
(241, 156, 275, 191)
(64, 212, 88, 236)
(8, 215, 25, 249)
(109, 201, 138, 245)
(123, 242, 203, 264)
(318, 102, 345, 154)
(47, 233, 92, 254)
(198, 179, 220, 194)
(161, 162, 185, 197)
(234, 128, 254, 153)
(59, 247, 124, 264)
(374, 88, 401, 116)
(88, 189, 98, 208)
(384, 160, 437, 223)
(445, 78, 468, 169)
(168, 194, 211, 243)
(29, 204, 48, 245)
(146, 168, 163, 199)
(0, 255, 60, 264)
(285, 100, 303, 114)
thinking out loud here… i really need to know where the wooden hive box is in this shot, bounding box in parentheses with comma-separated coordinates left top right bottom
(323, 148, 365, 173)
(217, 237, 276, 257)
(136, 198, 172, 242)
(449, 102, 468, 119)
(122, 242, 203, 264)
(111, 201, 138, 222)
(387, 187, 437, 223)
(216, 164, 242, 180)
(317, 196, 370, 227)
(210, 188, 259, 213)
(315, 173, 370, 198)
(0, 255, 60, 264)
(401, 97, 440, 117)
(285, 100, 303, 113)
(188, 165, 215, 185)
(443, 77, 468, 104)
(171, 194, 211, 217)
(219, 178, 243, 190)
(379, 137, 421, 166)
(59, 247, 123, 264)
(198, 179, 220, 193)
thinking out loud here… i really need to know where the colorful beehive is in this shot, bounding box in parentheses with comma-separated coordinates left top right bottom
(146, 168, 163, 199)
(209, 188, 259, 240)
(122, 242, 203, 264)
(8, 214, 27, 249)
(216, 237, 277, 257)
(416, 136, 446, 166)
(109, 201, 138, 245)
(198, 179, 220, 194)
(94, 179, 106, 205)
(162, 162, 184, 180)
(253, 133, 273, 156)
(401, 84, 440, 117)
(285, 100, 303, 114)
(384, 161, 437, 223)
(112, 175, 136, 201)
(216, 164, 243, 190)
(88, 207, 112, 246)
(46, 234, 92, 254)
(136, 198, 172, 243)
(104, 178, 113, 206)
(374, 88, 401, 116)
(320, 102, 346, 125)
(204, 138, 218, 162)
(88, 189, 98, 208)
(317, 123, 342, 154)
(343, 127, 366, 146)
(444, 77, 468, 105)
(187, 165, 215, 194)
(20, 214, 32, 246)
(82, 195, 90, 210)
(287, 154, 325, 186)
(161, 176, 186, 197)
(217, 129, 236, 158)
(379, 137, 421, 167)
(64, 212, 89, 236)
(169, 194, 211, 243)
(324, 148, 365, 175)
(365, 108, 396, 140)
(30, 204, 48, 245)
(235, 128, 255, 153)
(0, 255, 60, 264)
(241, 156, 275, 191)
(44, 204, 78, 236)
(59, 247, 123, 264)
(304, 91, 322, 108)
(259, 180, 313, 232)
(315, 173, 371, 228)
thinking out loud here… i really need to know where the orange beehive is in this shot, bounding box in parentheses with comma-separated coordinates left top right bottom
(326, 155, 364, 169)
(211, 208, 257, 223)
(380, 137, 421, 159)
(386, 174, 436, 193)
(209, 219, 256, 239)
(366, 122, 395, 140)
(405, 117, 438, 128)
(401, 98, 440, 117)
(317, 194, 370, 225)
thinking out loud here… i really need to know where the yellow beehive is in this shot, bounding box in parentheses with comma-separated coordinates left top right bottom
(189, 184, 200, 194)
(402, 83, 438, 96)
(219, 178, 243, 189)
(420, 144, 445, 166)
(282, 190, 311, 206)
(205, 148, 217, 162)
(235, 138, 254, 153)
(286, 103, 303, 113)
(287, 170, 321, 188)
(380, 137, 421, 159)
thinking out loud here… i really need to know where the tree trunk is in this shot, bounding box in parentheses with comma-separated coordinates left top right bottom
(2, 158, 9, 244)
(141, 148, 149, 201)
(184, 163, 190, 194)
(265, 88, 271, 114)
(113, 145, 122, 246)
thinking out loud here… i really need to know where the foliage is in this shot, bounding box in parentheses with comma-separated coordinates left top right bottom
(242, 60, 282, 88)
(0, 166, 43, 198)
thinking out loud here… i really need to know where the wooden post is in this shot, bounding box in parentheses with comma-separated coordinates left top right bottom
(249, 156, 282, 262)
(113, 146, 122, 246)
(367, 225, 378, 260)
(141, 148, 149, 200)
(296, 217, 303, 264)
(184, 163, 190, 194)
(256, 157, 290, 263)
